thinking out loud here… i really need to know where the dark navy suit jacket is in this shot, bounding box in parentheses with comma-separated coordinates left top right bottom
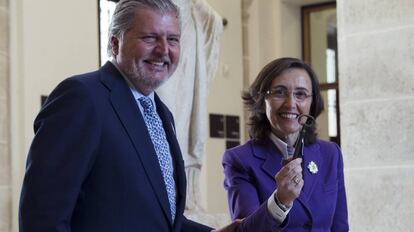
(19, 62, 212, 232)
(223, 139, 349, 232)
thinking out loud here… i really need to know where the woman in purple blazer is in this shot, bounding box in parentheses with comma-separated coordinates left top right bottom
(223, 58, 349, 231)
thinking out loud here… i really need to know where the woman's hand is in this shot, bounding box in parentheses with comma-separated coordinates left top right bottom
(275, 158, 304, 207)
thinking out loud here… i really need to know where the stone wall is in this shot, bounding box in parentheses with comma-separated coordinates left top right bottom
(337, 0, 414, 230)
(0, 0, 11, 230)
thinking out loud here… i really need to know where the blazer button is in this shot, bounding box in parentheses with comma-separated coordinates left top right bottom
(303, 221, 312, 230)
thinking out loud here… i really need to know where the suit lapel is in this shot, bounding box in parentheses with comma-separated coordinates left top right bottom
(99, 62, 172, 224)
(297, 142, 323, 219)
(253, 140, 284, 181)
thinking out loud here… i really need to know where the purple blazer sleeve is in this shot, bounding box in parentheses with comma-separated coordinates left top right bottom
(223, 141, 285, 232)
(223, 146, 261, 219)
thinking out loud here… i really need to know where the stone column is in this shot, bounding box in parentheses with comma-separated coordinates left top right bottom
(241, 0, 253, 139)
(337, 0, 414, 231)
(0, 0, 11, 231)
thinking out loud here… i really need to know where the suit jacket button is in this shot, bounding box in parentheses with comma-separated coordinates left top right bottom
(303, 221, 312, 230)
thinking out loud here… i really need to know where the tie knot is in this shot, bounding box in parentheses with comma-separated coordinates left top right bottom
(138, 97, 154, 112)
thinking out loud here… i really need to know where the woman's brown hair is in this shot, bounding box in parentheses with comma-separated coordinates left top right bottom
(242, 57, 324, 144)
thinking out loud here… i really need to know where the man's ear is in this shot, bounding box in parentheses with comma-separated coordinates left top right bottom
(111, 36, 120, 56)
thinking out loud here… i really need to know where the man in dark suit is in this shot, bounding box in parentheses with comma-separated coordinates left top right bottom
(19, 0, 240, 231)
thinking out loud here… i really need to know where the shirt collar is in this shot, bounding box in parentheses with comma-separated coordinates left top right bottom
(269, 133, 289, 158)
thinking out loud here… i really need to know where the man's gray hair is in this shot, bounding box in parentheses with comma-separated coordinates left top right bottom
(107, 0, 180, 57)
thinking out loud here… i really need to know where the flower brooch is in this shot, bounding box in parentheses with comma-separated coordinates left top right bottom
(307, 161, 318, 174)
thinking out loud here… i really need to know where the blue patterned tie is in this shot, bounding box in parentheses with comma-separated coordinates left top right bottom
(138, 96, 176, 221)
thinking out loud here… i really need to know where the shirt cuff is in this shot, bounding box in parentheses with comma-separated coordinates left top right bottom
(267, 189, 291, 223)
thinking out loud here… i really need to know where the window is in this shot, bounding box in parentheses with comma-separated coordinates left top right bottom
(302, 2, 340, 145)
(98, 0, 117, 66)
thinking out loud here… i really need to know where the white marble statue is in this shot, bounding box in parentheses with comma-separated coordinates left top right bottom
(157, 0, 223, 210)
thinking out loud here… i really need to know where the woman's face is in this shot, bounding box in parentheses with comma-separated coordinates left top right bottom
(265, 68, 313, 142)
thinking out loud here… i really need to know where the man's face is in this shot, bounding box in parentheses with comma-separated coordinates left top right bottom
(112, 8, 181, 95)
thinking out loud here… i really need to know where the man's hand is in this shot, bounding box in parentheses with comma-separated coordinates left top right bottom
(215, 219, 243, 232)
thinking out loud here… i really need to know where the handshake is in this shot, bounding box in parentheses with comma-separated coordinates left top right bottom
(215, 219, 243, 232)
